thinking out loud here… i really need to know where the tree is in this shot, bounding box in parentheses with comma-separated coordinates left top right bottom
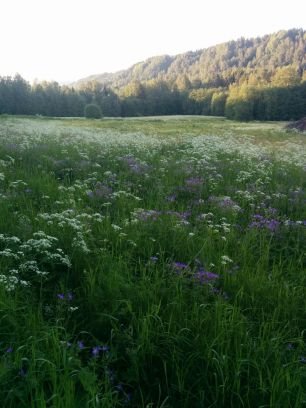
(225, 85, 255, 121)
(188, 89, 214, 115)
(84, 103, 102, 119)
(271, 66, 301, 87)
(175, 75, 191, 91)
(211, 92, 228, 116)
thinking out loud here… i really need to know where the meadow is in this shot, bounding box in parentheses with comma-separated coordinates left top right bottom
(0, 115, 305, 407)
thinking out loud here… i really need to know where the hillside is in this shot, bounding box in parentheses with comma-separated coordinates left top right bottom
(1, 28, 306, 121)
(74, 28, 306, 89)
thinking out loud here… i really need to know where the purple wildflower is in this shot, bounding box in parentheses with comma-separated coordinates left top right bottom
(77, 341, 85, 350)
(92, 346, 102, 357)
(91, 345, 109, 357)
(136, 209, 161, 221)
(194, 269, 219, 284)
(211, 287, 221, 295)
(6, 347, 13, 353)
(165, 210, 191, 220)
(249, 214, 280, 232)
(120, 155, 150, 174)
(209, 195, 241, 212)
(265, 207, 278, 216)
(94, 182, 113, 198)
(185, 177, 203, 187)
(57, 293, 65, 300)
(172, 262, 188, 273)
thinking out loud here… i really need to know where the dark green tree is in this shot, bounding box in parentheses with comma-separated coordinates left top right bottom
(84, 103, 102, 119)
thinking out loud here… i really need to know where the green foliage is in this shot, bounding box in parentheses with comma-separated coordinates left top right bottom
(211, 91, 228, 116)
(271, 65, 301, 87)
(225, 85, 256, 121)
(84, 103, 102, 119)
(225, 82, 306, 121)
(188, 88, 214, 115)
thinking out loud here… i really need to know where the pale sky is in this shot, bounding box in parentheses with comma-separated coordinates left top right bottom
(1, 0, 305, 84)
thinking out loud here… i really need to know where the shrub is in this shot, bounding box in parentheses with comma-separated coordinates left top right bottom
(84, 103, 102, 119)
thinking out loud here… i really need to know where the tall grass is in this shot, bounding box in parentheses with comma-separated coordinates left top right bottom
(0, 116, 305, 407)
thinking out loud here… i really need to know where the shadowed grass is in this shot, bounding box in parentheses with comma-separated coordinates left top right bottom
(0, 115, 305, 407)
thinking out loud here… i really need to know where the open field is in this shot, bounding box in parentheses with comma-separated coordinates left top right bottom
(0, 115, 305, 407)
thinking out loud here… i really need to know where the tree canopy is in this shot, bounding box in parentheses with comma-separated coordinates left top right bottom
(1, 29, 306, 121)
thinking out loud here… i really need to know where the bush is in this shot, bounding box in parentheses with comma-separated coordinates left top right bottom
(84, 103, 102, 119)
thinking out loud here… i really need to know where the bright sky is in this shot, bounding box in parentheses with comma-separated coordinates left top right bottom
(1, 0, 305, 84)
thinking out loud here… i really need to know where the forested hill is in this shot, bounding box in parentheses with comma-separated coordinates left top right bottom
(1, 29, 306, 121)
(74, 28, 306, 89)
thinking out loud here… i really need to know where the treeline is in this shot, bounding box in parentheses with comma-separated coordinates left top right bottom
(0, 75, 120, 117)
(118, 64, 306, 120)
(225, 82, 306, 121)
(1, 29, 306, 121)
(1, 71, 306, 121)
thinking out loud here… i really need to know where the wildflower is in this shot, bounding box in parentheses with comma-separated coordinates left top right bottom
(211, 287, 221, 295)
(185, 177, 203, 187)
(249, 214, 280, 232)
(221, 255, 233, 265)
(6, 347, 13, 353)
(92, 346, 102, 357)
(299, 356, 306, 364)
(77, 341, 85, 350)
(194, 269, 219, 284)
(68, 306, 79, 312)
(172, 262, 188, 273)
(57, 293, 65, 300)
(111, 224, 122, 231)
(67, 292, 74, 301)
(166, 194, 176, 202)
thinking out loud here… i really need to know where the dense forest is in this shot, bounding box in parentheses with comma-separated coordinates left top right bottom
(1, 29, 306, 121)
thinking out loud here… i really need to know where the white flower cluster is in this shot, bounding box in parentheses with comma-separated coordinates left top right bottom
(0, 231, 71, 292)
(38, 209, 105, 254)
